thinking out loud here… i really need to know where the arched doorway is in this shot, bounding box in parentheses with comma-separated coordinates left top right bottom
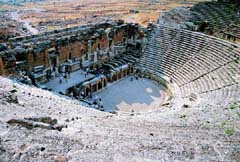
(98, 81, 103, 90)
(104, 79, 107, 87)
(118, 71, 121, 80)
(112, 74, 117, 82)
(92, 84, 97, 93)
(86, 87, 91, 97)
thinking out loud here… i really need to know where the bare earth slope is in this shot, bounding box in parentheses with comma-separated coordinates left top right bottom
(0, 0, 207, 34)
(0, 77, 240, 161)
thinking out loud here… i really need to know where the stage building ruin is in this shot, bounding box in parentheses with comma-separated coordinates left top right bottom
(0, 21, 145, 97)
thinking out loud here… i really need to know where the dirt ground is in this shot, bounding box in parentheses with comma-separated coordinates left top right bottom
(1, 0, 206, 32)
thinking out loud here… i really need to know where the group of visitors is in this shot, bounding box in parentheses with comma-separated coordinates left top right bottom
(59, 72, 71, 84)
(130, 71, 142, 81)
(92, 95, 104, 110)
(69, 86, 85, 100)
(59, 66, 71, 84)
(69, 86, 104, 110)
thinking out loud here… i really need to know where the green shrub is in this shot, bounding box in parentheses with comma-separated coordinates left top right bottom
(226, 103, 240, 110)
(225, 128, 234, 136)
(180, 114, 187, 119)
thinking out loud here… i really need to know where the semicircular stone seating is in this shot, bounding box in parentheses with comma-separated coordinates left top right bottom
(140, 24, 240, 106)
(190, 1, 240, 38)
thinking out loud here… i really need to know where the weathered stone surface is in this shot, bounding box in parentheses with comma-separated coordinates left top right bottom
(7, 118, 63, 131)
(0, 75, 239, 162)
(24, 116, 58, 125)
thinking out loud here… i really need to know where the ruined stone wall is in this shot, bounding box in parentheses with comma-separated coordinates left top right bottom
(113, 30, 124, 44)
(58, 45, 71, 64)
(69, 42, 85, 59)
(0, 22, 143, 76)
(0, 29, 10, 43)
(0, 54, 16, 76)
(91, 34, 109, 52)
(0, 28, 20, 43)
(99, 35, 109, 49)
(27, 50, 48, 71)
(57, 41, 88, 64)
(0, 56, 6, 76)
(91, 39, 99, 53)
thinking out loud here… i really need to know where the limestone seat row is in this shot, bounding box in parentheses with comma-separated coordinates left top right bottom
(140, 25, 240, 105)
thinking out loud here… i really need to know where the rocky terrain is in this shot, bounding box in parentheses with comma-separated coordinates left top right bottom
(0, 0, 207, 41)
(0, 1, 239, 161)
(0, 76, 239, 161)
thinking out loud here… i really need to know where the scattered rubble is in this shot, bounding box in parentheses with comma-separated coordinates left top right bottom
(0, 1, 239, 162)
(7, 117, 65, 131)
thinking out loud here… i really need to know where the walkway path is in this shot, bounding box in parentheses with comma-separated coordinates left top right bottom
(9, 8, 43, 34)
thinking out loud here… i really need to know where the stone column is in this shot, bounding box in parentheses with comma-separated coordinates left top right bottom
(88, 40, 92, 61)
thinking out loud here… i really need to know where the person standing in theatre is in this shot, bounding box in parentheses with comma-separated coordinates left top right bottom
(59, 75, 63, 84)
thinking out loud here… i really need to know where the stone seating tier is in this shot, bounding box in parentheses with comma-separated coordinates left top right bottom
(140, 25, 240, 105)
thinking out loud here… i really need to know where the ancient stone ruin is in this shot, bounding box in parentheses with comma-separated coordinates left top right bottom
(0, 0, 239, 161)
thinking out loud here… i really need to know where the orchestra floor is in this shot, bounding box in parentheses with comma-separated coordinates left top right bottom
(95, 76, 167, 113)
